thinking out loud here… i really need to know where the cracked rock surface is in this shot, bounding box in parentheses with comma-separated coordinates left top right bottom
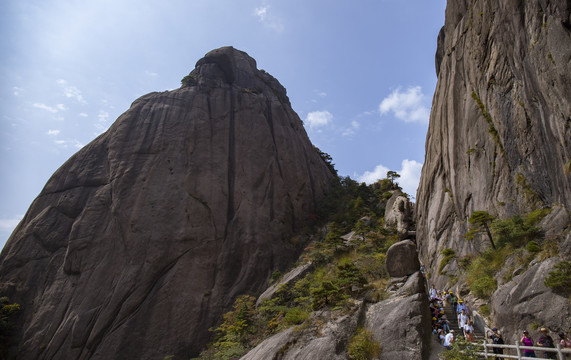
(0, 47, 335, 360)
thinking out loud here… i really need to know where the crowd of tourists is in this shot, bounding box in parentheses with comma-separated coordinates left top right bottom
(428, 284, 571, 358)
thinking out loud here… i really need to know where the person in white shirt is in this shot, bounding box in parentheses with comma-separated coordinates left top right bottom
(458, 309, 468, 329)
(443, 330, 455, 349)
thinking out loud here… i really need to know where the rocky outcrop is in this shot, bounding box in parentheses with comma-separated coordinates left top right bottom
(385, 240, 421, 277)
(0, 47, 335, 359)
(490, 257, 570, 344)
(256, 262, 313, 306)
(384, 192, 413, 238)
(240, 301, 364, 360)
(365, 271, 432, 360)
(416, 1, 571, 287)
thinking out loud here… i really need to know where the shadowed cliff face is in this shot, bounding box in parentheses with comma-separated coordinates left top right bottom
(416, 0, 571, 284)
(0, 47, 335, 359)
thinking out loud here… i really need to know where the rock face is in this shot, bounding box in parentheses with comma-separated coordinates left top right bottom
(385, 240, 421, 277)
(416, 0, 571, 287)
(491, 257, 570, 344)
(0, 47, 335, 359)
(365, 271, 431, 360)
(384, 191, 413, 238)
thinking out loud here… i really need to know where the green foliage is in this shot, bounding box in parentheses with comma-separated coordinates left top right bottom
(0, 297, 21, 358)
(439, 338, 478, 360)
(466, 211, 497, 249)
(479, 304, 490, 317)
(314, 146, 337, 176)
(471, 91, 504, 154)
(181, 73, 197, 87)
(465, 247, 513, 298)
(544, 261, 571, 296)
(347, 328, 380, 360)
(270, 270, 282, 284)
(526, 241, 540, 253)
(515, 172, 541, 207)
(438, 248, 456, 274)
(491, 210, 547, 248)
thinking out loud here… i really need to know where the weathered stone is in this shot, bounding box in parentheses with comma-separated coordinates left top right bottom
(241, 301, 364, 360)
(385, 240, 420, 277)
(384, 191, 413, 238)
(364, 271, 431, 360)
(0, 47, 335, 359)
(490, 257, 571, 344)
(416, 0, 571, 290)
(256, 262, 313, 306)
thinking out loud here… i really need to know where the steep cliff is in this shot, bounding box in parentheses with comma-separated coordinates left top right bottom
(416, 0, 570, 341)
(0, 47, 335, 359)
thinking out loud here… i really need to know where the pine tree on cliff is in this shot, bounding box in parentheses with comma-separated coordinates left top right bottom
(466, 211, 497, 250)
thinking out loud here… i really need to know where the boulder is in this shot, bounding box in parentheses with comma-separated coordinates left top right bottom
(0, 47, 335, 360)
(364, 271, 432, 360)
(385, 240, 420, 277)
(384, 192, 413, 237)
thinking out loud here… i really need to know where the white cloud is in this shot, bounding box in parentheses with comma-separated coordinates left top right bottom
(357, 159, 423, 200)
(47, 129, 60, 136)
(54, 139, 83, 149)
(98, 110, 109, 122)
(13, 86, 23, 96)
(56, 104, 67, 111)
(145, 70, 159, 77)
(305, 110, 332, 130)
(379, 86, 430, 123)
(342, 120, 360, 137)
(253, 5, 284, 32)
(33, 103, 58, 113)
(57, 79, 86, 104)
(357, 164, 390, 185)
(79, 112, 88, 117)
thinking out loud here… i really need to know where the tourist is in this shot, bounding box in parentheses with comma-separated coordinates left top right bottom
(559, 332, 571, 348)
(537, 328, 556, 359)
(430, 284, 437, 299)
(443, 330, 455, 350)
(464, 320, 474, 340)
(487, 327, 504, 360)
(521, 330, 536, 358)
(458, 309, 468, 330)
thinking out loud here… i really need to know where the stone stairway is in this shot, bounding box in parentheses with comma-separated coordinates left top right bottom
(442, 306, 485, 342)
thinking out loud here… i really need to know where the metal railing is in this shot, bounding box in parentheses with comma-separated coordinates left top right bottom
(469, 341, 571, 360)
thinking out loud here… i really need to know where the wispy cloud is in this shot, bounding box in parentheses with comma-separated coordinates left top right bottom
(57, 79, 86, 104)
(357, 159, 423, 200)
(305, 110, 332, 130)
(98, 110, 109, 122)
(79, 112, 88, 117)
(47, 129, 60, 136)
(13, 87, 23, 96)
(253, 5, 284, 32)
(54, 139, 83, 149)
(145, 70, 159, 77)
(379, 86, 429, 124)
(33, 103, 58, 113)
(342, 120, 360, 137)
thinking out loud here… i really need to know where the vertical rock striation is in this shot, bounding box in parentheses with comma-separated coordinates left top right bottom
(0, 47, 335, 359)
(416, 0, 571, 286)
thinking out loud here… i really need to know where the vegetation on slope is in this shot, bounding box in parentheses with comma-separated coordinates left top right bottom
(192, 171, 408, 360)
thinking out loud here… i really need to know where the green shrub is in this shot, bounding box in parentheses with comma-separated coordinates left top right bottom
(347, 328, 380, 360)
(465, 247, 512, 298)
(438, 248, 456, 274)
(544, 261, 571, 295)
(479, 304, 490, 317)
(526, 241, 540, 253)
(439, 338, 478, 360)
(283, 307, 309, 325)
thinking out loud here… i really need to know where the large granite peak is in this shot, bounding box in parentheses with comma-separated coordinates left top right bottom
(0, 47, 335, 359)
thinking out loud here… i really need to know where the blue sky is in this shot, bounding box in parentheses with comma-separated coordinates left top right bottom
(0, 0, 446, 249)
